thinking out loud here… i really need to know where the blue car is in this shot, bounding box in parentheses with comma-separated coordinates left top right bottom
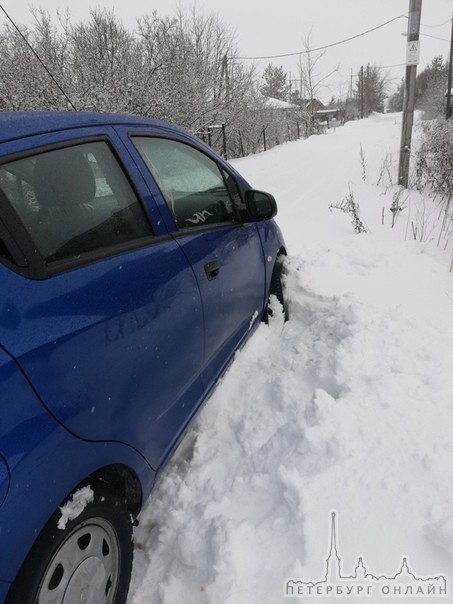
(0, 111, 286, 603)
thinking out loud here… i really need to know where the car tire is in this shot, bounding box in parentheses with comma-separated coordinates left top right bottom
(5, 485, 133, 604)
(266, 256, 289, 322)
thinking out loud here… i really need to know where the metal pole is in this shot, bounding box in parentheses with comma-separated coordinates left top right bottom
(446, 12, 453, 120)
(398, 0, 422, 188)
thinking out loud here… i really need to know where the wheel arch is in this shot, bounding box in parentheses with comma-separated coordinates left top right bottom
(276, 245, 288, 261)
(86, 463, 143, 521)
(265, 246, 289, 323)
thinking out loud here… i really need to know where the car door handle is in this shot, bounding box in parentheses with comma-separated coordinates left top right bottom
(204, 261, 220, 281)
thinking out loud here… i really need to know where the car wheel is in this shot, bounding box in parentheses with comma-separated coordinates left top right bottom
(6, 486, 133, 604)
(266, 256, 289, 322)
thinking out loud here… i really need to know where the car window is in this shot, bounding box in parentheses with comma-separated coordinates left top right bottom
(0, 141, 153, 263)
(132, 137, 238, 229)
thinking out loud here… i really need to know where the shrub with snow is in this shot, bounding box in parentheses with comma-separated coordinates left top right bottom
(415, 119, 453, 199)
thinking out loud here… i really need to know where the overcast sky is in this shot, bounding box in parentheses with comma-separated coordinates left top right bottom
(3, 0, 452, 100)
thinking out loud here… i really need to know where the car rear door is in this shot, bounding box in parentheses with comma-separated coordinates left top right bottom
(0, 126, 205, 470)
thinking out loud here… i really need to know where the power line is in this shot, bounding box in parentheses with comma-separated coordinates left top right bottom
(335, 63, 405, 83)
(381, 63, 406, 69)
(421, 19, 451, 28)
(0, 3, 77, 111)
(233, 13, 407, 60)
(420, 32, 449, 43)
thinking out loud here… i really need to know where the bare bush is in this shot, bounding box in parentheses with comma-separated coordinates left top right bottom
(329, 190, 368, 234)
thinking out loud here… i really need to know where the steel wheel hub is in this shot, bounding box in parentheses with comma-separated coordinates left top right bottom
(37, 518, 119, 604)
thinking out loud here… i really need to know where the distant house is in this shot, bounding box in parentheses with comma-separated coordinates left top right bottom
(304, 98, 325, 115)
(303, 99, 344, 127)
(259, 95, 304, 148)
(313, 108, 344, 125)
(262, 96, 299, 112)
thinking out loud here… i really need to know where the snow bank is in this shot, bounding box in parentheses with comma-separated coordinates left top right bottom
(129, 114, 453, 603)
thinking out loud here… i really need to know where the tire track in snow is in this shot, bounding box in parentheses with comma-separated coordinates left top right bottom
(128, 257, 375, 603)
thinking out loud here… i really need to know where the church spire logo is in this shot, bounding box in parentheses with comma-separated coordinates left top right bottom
(284, 512, 448, 599)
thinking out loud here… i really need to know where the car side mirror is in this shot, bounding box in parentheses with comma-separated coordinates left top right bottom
(244, 190, 278, 221)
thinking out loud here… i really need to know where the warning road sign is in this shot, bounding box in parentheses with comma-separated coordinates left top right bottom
(406, 40, 420, 66)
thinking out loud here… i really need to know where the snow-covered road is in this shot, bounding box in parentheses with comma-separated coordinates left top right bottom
(129, 114, 453, 603)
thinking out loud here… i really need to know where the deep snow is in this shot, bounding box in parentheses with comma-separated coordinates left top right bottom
(128, 113, 453, 603)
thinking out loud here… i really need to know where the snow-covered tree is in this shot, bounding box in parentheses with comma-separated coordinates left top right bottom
(355, 63, 387, 116)
(63, 8, 138, 112)
(0, 5, 304, 158)
(0, 10, 70, 110)
(387, 79, 404, 113)
(415, 55, 448, 119)
(260, 64, 289, 101)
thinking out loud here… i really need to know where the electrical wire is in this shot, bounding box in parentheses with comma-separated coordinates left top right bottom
(421, 19, 451, 28)
(233, 13, 408, 60)
(381, 63, 406, 69)
(420, 32, 450, 43)
(0, 3, 78, 111)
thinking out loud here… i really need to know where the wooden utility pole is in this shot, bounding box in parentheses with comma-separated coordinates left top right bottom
(398, 0, 422, 188)
(446, 12, 453, 120)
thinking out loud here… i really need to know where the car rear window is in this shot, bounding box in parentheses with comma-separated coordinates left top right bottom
(0, 141, 153, 263)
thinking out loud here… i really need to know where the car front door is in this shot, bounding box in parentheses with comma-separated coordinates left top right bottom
(123, 132, 267, 386)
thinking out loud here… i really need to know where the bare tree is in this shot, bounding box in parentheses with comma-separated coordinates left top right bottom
(297, 33, 337, 114)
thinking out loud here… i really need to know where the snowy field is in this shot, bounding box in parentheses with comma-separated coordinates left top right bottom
(128, 113, 453, 603)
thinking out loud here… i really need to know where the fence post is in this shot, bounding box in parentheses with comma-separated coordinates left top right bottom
(222, 123, 227, 159)
(238, 129, 245, 157)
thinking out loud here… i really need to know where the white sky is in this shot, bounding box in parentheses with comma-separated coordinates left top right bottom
(3, 0, 452, 101)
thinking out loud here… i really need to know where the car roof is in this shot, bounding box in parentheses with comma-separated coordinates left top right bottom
(0, 111, 187, 144)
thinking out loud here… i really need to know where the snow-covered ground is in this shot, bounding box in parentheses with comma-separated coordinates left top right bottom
(128, 113, 453, 603)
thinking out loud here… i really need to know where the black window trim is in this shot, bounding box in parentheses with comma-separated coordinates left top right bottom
(45, 233, 172, 277)
(0, 135, 162, 279)
(0, 186, 47, 279)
